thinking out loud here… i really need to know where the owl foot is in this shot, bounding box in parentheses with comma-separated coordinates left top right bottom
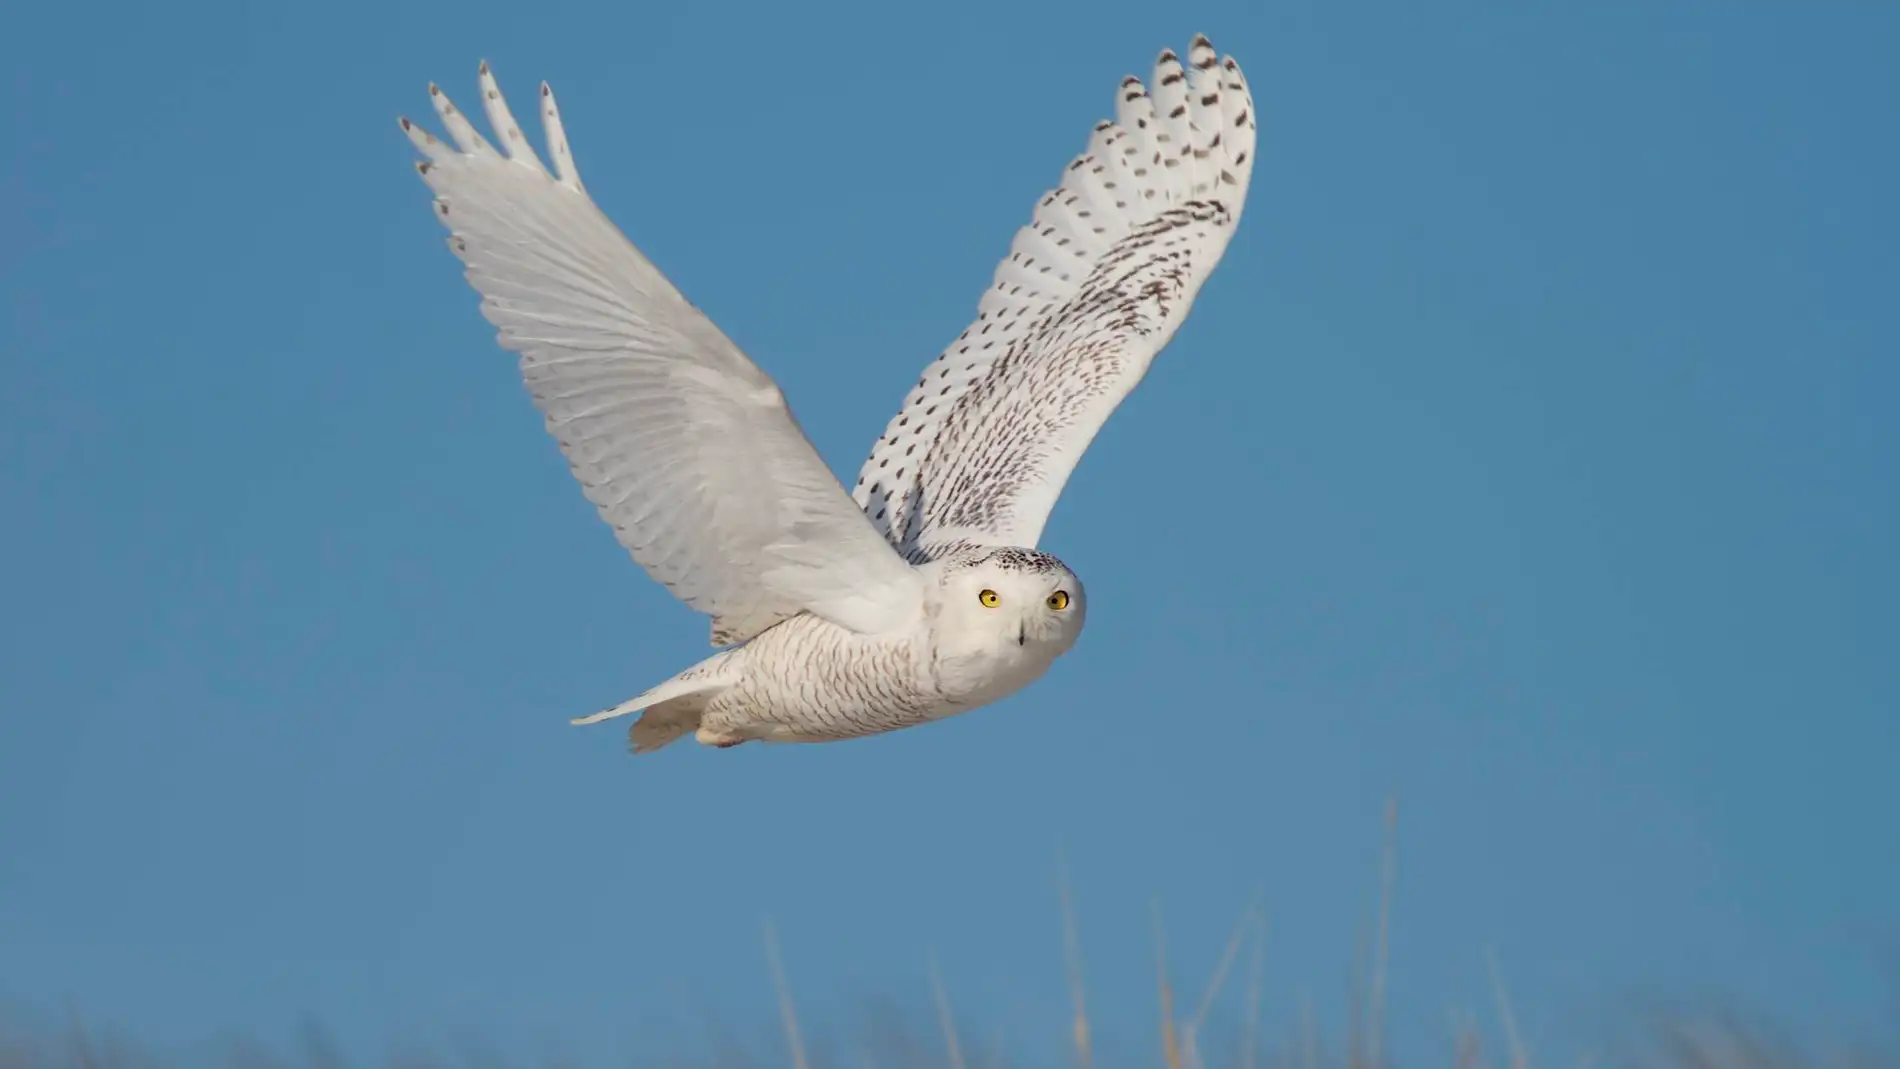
(696, 726, 749, 749)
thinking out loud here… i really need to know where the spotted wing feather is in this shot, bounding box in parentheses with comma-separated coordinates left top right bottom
(851, 36, 1257, 558)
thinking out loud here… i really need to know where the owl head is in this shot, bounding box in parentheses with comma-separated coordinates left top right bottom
(929, 546, 1087, 699)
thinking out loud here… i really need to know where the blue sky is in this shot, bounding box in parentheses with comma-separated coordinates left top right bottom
(2, 0, 1895, 1064)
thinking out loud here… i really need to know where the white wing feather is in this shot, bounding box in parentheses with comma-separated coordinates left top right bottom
(403, 67, 924, 645)
(851, 36, 1257, 558)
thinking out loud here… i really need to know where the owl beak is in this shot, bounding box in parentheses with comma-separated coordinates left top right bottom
(1016, 622, 1026, 647)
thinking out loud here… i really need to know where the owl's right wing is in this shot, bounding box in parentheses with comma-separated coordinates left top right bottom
(403, 67, 924, 646)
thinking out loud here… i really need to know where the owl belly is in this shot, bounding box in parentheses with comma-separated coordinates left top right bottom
(700, 614, 949, 743)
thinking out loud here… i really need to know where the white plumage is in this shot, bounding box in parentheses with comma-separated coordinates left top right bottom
(402, 36, 1257, 753)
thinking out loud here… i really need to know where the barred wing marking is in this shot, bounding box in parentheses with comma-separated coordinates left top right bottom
(851, 36, 1257, 558)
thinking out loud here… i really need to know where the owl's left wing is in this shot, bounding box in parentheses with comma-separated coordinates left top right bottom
(850, 36, 1257, 560)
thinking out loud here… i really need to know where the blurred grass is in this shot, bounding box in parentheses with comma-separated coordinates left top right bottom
(7, 971, 1886, 1069)
(5, 808, 1890, 1069)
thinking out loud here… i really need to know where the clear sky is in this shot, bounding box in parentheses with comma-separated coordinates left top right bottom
(2, 0, 1895, 1065)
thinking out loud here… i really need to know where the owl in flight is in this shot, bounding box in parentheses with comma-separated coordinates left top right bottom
(402, 35, 1257, 753)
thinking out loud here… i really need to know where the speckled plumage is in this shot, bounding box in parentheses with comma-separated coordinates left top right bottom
(401, 36, 1257, 752)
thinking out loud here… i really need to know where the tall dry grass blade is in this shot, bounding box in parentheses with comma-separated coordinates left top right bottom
(1347, 913, 1371, 1069)
(1487, 947, 1528, 1069)
(762, 919, 810, 1069)
(1153, 899, 1184, 1069)
(1450, 1007, 1486, 1069)
(929, 950, 968, 1069)
(1366, 796, 1400, 1069)
(1190, 899, 1258, 1034)
(1242, 910, 1268, 1069)
(65, 1003, 97, 1069)
(1299, 989, 1320, 1069)
(1184, 897, 1261, 1069)
(1056, 847, 1092, 1069)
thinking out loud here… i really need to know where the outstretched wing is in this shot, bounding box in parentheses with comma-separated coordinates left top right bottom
(403, 66, 924, 645)
(850, 36, 1257, 559)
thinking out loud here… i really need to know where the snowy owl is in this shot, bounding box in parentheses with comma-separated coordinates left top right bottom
(401, 35, 1257, 753)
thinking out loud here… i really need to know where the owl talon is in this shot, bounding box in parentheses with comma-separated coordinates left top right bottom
(696, 726, 748, 749)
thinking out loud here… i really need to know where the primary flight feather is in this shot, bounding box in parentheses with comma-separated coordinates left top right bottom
(402, 36, 1257, 753)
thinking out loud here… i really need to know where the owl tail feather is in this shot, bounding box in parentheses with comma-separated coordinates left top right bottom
(569, 649, 741, 754)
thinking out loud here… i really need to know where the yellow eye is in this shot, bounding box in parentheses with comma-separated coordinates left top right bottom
(1046, 590, 1070, 611)
(978, 589, 1001, 608)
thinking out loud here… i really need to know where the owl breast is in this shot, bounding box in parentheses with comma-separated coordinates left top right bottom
(932, 630, 1067, 713)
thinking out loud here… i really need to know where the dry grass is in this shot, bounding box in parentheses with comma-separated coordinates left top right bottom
(4, 805, 1889, 1069)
